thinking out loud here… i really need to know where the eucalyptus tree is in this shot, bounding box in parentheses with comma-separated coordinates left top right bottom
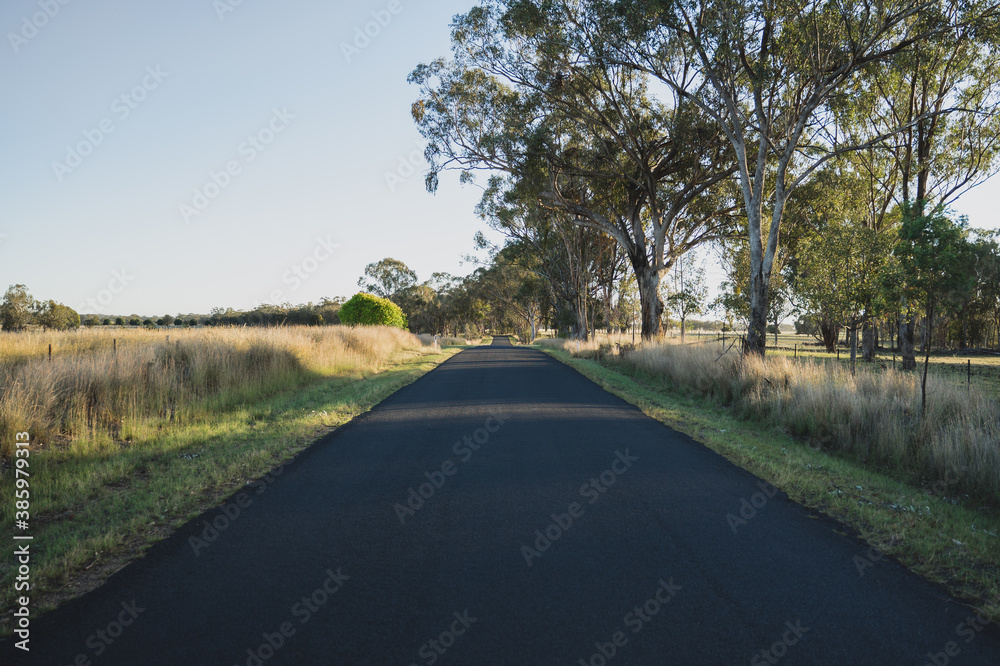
(598, 0, 998, 354)
(480, 175, 594, 339)
(784, 164, 898, 361)
(409, 0, 736, 338)
(0, 284, 36, 332)
(479, 171, 629, 339)
(665, 253, 708, 342)
(469, 246, 547, 340)
(357, 258, 418, 302)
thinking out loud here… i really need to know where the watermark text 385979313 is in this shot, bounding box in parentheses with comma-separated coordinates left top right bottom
(12, 431, 33, 652)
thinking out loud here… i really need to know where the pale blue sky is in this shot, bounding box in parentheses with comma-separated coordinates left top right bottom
(1, 0, 494, 316)
(1, 0, 997, 317)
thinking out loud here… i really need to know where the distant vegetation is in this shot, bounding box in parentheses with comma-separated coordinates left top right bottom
(0, 284, 80, 332)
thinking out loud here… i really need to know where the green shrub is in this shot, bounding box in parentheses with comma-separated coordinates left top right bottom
(338, 293, 408, 329)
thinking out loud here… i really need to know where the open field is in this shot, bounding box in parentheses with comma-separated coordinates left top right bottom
(0, 326, 471, 629)
(535, 340, 1000, 624)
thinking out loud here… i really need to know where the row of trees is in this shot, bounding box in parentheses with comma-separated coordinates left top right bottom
(356, 253, 647, 341)
(0, 285, 351, 332)
(409, 0, 1000, 357)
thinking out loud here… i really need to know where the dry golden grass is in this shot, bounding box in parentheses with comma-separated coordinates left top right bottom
(0, 326, 429, 457)
(540, 337, 1000, 503)
(415, 333, 478, 347)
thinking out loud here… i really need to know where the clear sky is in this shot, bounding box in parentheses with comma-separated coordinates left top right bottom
(1, 0, 997, 318)
(1, 0, 498, 317)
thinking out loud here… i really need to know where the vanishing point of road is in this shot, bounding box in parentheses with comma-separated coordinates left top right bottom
(12, 337, 1000, 664)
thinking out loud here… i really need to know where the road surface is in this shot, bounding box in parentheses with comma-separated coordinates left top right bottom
(10, 337, 1000, 664)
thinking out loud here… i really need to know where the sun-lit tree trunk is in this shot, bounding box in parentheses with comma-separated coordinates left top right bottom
(635, 266, 664, 340)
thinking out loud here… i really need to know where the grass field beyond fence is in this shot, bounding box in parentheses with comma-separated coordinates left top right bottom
(0, 326, 435, 458)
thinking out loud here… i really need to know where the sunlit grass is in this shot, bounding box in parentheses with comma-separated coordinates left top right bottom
(0, 325, 432, 457)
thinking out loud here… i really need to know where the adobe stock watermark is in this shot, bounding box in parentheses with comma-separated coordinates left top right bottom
(233, 566, 349, 666)
(407, 609, 478, 666)
(852, 545, 886, 577)
(576, 577, 681, 666)
(188, 463, 285, 557)
(392, 413, 507, 525)
(178, 107, 294, 224)
(520, 449, 639, 567)
(266, 234, 341, 304)
(213, 0, 250, 21)
(8, 0, 72, 54)
(725, 480, 780, 535)
(749, 620, 810, 666)
(76, 268, 136, 315)
(385, 139, 426, 192)
(51, 66, 168, 182)
(922, 612, 991, 666)
(340, 0, 404, 63)
(57, 599, 146, 665)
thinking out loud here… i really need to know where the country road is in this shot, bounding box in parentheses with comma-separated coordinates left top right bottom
(9, 336, 1000, 665)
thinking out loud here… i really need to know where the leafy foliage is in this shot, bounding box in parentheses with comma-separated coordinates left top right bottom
(338, 293, 408, 329)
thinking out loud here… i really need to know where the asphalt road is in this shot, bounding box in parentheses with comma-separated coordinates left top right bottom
(10, 336, 1000, 665)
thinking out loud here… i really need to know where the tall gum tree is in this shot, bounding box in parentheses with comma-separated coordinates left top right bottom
(409, 0, 737, 338)
(478, 173, 625, 340)
(599, 0, 999, 354)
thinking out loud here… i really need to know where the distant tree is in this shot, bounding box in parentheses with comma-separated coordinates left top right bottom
(128, 316, 141, 326)
(115, 317, 125, 326)
(357, 258, 417, 301)
(794, 315, 819, 337)
(161, 314, 175, 326)
(102, 318, 111, 326)
(316, 297, 343, 326)
(83, 314, 100, 327)
(36, 301, 80, 330)
(1, 284, 36, 332)
(666, 255, 708, 343)
(338, 293, 408, 328)
(395, 283, 439, 333)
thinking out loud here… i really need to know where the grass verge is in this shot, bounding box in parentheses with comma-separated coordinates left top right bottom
(537, 345, 1000, 624)
(0, 343, 464, 634)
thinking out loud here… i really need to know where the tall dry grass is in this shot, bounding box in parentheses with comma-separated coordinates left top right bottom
(416, 334, 477, 347)
(543, 337, 1000, 503)
(0, 326, 428, 457)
